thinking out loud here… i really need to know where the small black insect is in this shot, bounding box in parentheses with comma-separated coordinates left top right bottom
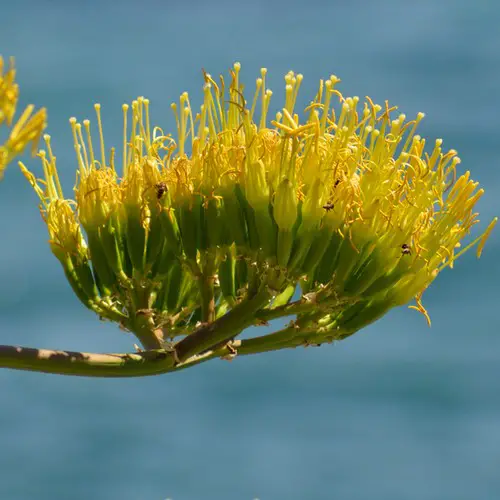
(155, 182, 168, 200)
(323, 202, 335, 212)
(334, 179, 341, 188)
(401, 243, 411, 256)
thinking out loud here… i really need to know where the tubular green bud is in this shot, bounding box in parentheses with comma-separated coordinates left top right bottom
(86, 229, 117, 295)
(218, 248, 237, 302)
(301, 178, 325, 227)
(313, 231, 343, 284)
(178, 279, 197, 311)
(60, 256, 99, 311)
(145, 209, 164, 270)
(152, 244, 177, 279)
(362, 257, 413, 299)
(254, 209, 278, 260)
(124, 204, 146, 274)
(333, 301, 368, 329)
(165, 261, 184, 311)
(343, 246, 384, 297)
(235, 185, 260, 252)
(246, 160, 279, 258)
(178, 198, 202, 260)
(245, 160, 269, 209)
(205, 197, 227, 249)
(288, 229, 317, 273)
(71, 257, 101, 300)
(387, 272, 431, 308)
(339, 298, 392, 334)
(159, 208, 183, 256)
(235, 257, 248, 293)
(273, 178, 298, 231)
(331, 235, 368, 292)
(301, 226, 336, 275)
(222, 189, 248, 247)
(98, 218, 125, 277)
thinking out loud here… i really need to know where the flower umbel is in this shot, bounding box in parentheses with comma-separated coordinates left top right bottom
(0, 56, 46, 178)
(21, 63, 496, 355)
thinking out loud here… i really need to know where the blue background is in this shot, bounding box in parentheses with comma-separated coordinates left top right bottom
(1, 1, 500, 499)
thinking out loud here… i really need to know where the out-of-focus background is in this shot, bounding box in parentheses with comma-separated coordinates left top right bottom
(1, 1, 500, 499)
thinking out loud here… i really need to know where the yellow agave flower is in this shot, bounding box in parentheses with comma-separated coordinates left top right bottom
(20, 63, 496, 353)
(0, 56, 46, 178)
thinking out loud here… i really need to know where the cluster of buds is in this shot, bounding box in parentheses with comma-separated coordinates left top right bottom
(20, 63, 496, 356)
(0, 56, 46, 178)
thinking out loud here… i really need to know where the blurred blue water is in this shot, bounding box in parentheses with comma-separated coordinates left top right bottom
(1, 1, 500, 499)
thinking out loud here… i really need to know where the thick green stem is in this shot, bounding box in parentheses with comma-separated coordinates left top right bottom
(0, 345, 177, 377)
(0, 329, 294, 377)
(130, 309, 164, 350)
(0, 293, 355, 377)
(170, 327, 311, 372)
(175, 287, 272, 362)
(128, 281, 164, 350)
(0, 323, 349, 377)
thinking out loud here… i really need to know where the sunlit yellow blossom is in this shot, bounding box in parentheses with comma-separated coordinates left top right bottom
(21, 63, 496, 351)
(0, 56, 46, 178)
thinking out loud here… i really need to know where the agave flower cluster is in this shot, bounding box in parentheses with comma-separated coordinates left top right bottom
(0, 56, 46, 178)
(20, 63, 495, 359)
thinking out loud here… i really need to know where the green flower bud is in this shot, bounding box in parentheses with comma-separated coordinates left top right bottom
(273, 178, 297, 231)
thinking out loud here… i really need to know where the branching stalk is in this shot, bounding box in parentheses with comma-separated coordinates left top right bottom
(175, 287, 272, 362)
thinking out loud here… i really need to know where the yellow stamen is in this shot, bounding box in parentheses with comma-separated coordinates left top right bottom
(94, 104, 106, 168)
